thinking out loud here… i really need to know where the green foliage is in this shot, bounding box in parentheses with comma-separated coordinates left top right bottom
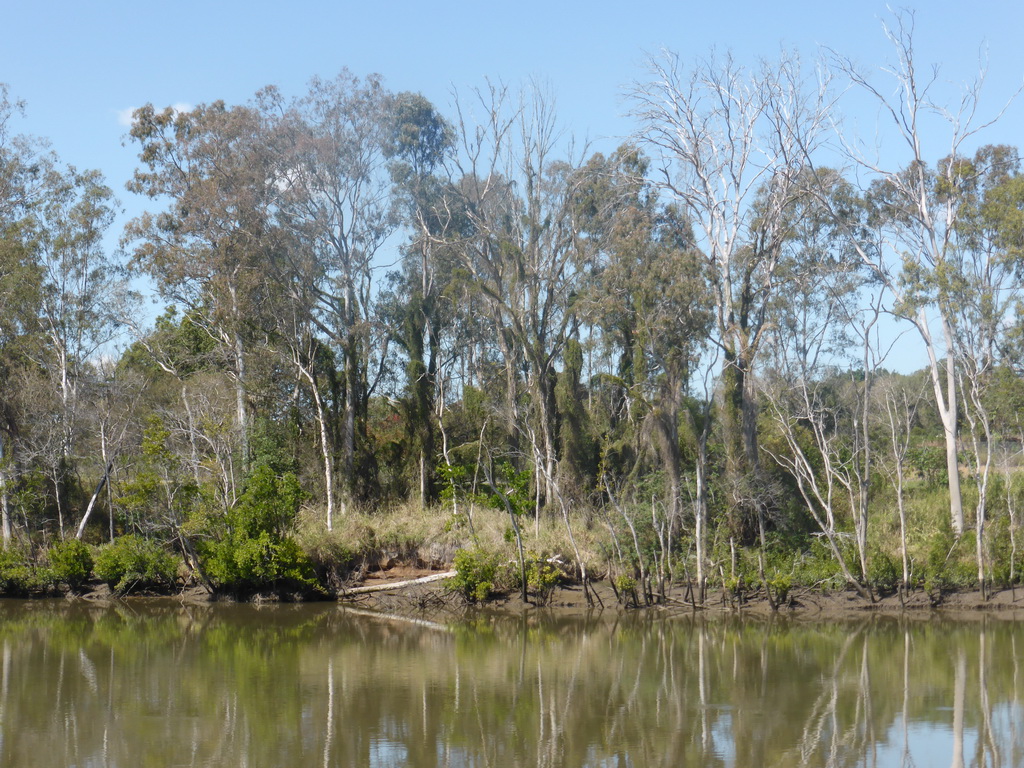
(487, 463, 534, 518)
(93, 535, 177, 594)
(116, 415, 200, 531)
(867, 549, 902, 593)
(248, 417, 299, 476)
(232, 463, 304, 539)
(509, 552, 562, 604)
(789, 539, 848, 590)
(906, 444, 948, 486)
(921, 525, 978, 591)
(615, 574, 637, 593)
(0, 547, 50, 595)
(47, 538, 93, 591)
(449, 547, 505, 602)
(198, 462, 315, 594)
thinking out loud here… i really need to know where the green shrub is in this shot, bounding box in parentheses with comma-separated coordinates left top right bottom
(198, 463, 315, 594)
(203, 532, 316, 593)
(48, 538, 93, 591)
(510, 553, 562, 604)
(94, 535, 177, 594)
(868, 550, 901, 594)
(449, 547, 504, 602)
(768, 573, 792, 604)
(0, 547, 48, 595)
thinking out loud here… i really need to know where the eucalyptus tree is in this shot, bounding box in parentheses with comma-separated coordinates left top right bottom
(447, 82, 590, 510)
(0, 85, 44, 543)
(269, 71, 400, 513)
(0, 87, 125, 541)
(940, 146, 1024, 592)
(382, 91, 457, 506)
(822, 10, 1021, 537)
(578, 145, 712, 587)
(31, 165, 125, 535)
(126, 100, 283, 471)
(629, 48, 832, 540)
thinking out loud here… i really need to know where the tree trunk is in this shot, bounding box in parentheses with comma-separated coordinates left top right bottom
(0, 431, 9, 545)
(75, 459, 114, 540)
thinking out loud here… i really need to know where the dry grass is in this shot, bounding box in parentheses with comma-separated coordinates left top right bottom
(292, 499, 607, 574)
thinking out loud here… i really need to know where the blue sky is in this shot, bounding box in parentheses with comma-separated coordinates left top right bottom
(6, 1, 1023, 201)
(4, 1, 1024, 368)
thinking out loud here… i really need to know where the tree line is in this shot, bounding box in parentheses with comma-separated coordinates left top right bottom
(2, 12, 1023, 600)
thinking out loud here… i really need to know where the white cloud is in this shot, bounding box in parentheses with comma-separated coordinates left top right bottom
(115, 102, 194, 127)
(116, 107, 137, 127)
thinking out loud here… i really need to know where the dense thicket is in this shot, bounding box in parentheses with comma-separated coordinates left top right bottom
(2, 14, 1024, 601)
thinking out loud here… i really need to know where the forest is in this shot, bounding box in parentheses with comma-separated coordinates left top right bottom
(1, 13, 1023, 604)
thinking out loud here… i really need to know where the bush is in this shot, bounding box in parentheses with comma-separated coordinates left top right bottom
(48, 538, 93, 591)
(0, 546, 48, 595)
(198, 463, 316, 594)
(510, 553, 562, 604)
(94, 535, 178, 594)
(449, 547, 504, 602)
(868, 550, 901, 594)
(203, 532, 316, 593)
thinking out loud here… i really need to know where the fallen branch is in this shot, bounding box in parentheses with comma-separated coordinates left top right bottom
(340, 570, 456, 597)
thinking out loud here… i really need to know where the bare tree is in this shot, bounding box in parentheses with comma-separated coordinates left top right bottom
(878, 375, 926, 594)
(822, 10, 1020, 536)
(630, 48, 832, 538)
(447, 81, 588, 510)
(760, 179, 882, 597)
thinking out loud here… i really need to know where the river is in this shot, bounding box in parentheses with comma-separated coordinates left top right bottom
(0, 599, 1020, 767)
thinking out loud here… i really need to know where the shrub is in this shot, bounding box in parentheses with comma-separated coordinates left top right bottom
(449, 547, 504, 602)
(198, 463, 316, 594)
(510, 553, 562, 604)
(203, 532, 316, 593)
(0, 547, 48, 595)
(94, 535, 177, 594)
(48, 538, 94, 591)
(867, 550, 901, 594)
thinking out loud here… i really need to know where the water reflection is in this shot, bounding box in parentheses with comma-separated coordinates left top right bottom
(0, 600, 1020, 767)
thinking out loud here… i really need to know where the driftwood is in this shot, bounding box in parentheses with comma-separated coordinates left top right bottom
(341, 570, 456, 597)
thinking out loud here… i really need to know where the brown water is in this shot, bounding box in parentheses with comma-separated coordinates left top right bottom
(1, 600, 1021, 767)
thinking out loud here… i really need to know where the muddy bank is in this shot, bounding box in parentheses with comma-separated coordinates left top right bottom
(333, 563, 1024, 622)
(67, 561, 1024, 623)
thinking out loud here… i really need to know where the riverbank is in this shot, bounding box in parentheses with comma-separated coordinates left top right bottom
(362, 577, 1024, 621)
(81, 559, 1023, 623)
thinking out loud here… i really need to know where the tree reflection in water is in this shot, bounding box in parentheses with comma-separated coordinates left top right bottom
(0, 601, 1020, 767)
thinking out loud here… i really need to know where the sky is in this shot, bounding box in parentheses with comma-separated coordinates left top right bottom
(4, 0, 1024, 368)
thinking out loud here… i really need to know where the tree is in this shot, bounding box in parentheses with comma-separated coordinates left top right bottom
(31, 165, 125, 535)
(383, 91, 457, 507)
(126, 100, 282, 475)
(942, 146, 1024, 593)
(761, 167, 886, 587)
(630, 48, 831, 540)
(0, 84, 44, 544)
(823, 11, 1020, 537)
(579, 145, 711, 588)
(271, 71, 400, 514)
(447, 82, 589, 510)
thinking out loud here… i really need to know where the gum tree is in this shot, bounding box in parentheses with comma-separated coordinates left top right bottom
(629, 49, 832, 540)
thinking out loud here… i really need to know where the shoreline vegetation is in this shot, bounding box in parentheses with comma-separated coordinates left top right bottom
(6, 13, 1024, 621)
(4, 504, 1024, 621)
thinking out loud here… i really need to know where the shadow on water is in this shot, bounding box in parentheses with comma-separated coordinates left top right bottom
(0, 599, 1020, 767)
